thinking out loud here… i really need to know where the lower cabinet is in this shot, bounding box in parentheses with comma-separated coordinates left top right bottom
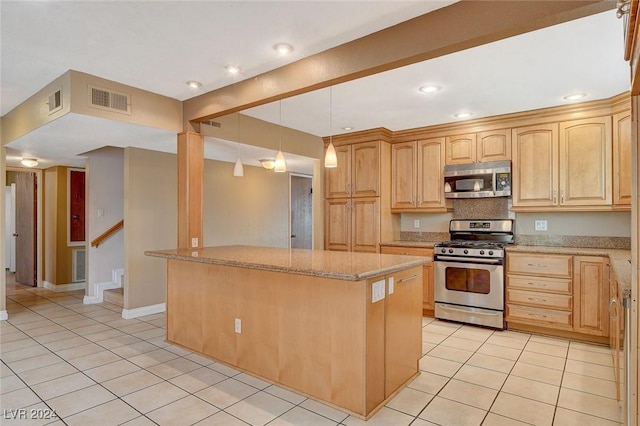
(380, 245, 434, 315)
(506, 252, 609, 341)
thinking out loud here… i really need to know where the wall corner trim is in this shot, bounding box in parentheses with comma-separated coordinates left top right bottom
(122, 303, 166, 320)
(0, 311, 8, 321)
(43, 281, 86, 292)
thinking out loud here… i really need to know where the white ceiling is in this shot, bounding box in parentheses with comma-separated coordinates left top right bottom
(0, 1, 630, 171)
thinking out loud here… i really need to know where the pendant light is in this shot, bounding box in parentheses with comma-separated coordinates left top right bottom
(325, 87, 338, 168)
(274, 100, 287, 173)
(233, 114, 244, 177)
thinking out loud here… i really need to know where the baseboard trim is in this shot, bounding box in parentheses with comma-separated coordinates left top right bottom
(0, 310, 8, 321)
(122, 303, 165, 319)
(44, 281, 86, 292)
(83, 281, 121, 304)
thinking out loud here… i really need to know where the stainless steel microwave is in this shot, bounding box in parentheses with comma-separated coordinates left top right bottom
(444, 160, 511, 198)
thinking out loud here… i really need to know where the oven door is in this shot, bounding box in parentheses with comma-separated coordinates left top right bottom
(434, 257, 504, 311)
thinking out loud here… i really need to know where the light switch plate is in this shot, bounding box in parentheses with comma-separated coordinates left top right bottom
(191, 237, 199, 248)
(388, 277, 394, 295)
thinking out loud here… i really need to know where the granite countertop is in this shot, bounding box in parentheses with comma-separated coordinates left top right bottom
(380, 240, 439, 248)
(145, 245, 428, 281)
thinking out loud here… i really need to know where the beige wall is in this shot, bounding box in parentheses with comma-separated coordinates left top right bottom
(124, 148, 176, 309)
(0, 148, 5, 315)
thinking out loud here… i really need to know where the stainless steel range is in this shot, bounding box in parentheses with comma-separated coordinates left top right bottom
(434, 219, 514, 329)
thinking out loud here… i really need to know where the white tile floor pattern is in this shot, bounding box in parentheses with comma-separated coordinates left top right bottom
(1, 278, 622, 426)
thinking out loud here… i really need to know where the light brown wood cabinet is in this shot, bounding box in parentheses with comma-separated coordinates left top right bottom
(391, 138, 447, 212)
(613, 111, 632, 208)
(506, 252, 610, 342)
(512, 117, 612, 210)
(324, 131, 398, 253)
(325, 141, 380, 199)
(445, 129, 511, 165)
(380, 245, 434, 315)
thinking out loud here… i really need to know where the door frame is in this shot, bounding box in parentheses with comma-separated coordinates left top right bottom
(7, 167, 43, 287)
(289, 173, 313, 249)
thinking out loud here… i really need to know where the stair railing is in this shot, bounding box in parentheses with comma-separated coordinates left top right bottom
(91, 220, 124, 248)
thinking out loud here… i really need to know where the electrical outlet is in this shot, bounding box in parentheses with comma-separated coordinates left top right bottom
(413, 219, 420, 229)
(191, 237, 199, 248)
(388, 277, 394, 295)
(372, 280, 385, 303)
(534, 220, 548, 231)
(234, 318, 242, 334)
(97, 208, 104, 218)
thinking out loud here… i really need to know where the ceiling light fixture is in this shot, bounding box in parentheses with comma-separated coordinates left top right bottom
(563, 92, 587, 101)
(342, 126, 353, 131)
(418, 85, 441, 94)
(260, 159, 276, 170)
(454, 112, 473, 119)
(233, 114, 244, 177)
(225, 65, 241, 74)
(273, 43, 293, 55)
(186, 80, 202, 89)
(325, 87, 338, 168)
(21, 157, 38, 168)
(274, 100, 287, 173)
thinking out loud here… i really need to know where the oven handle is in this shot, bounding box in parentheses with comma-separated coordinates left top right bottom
(435, 256, 502, 265)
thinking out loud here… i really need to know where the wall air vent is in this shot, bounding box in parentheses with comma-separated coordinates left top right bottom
(88, 85, 131, 114)
(47, 89, 62, 115)
(203, 120, 221, 128)
(72, 248, 86, 283)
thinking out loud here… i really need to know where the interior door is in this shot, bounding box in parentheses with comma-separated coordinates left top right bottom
(16, 172, 37, 286)
(290, 175, 312, 249)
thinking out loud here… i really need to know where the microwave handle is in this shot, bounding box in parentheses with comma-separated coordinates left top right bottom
(492, 173, 497, 194)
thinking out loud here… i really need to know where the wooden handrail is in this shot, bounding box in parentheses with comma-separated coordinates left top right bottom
(91, 220, 124, 247)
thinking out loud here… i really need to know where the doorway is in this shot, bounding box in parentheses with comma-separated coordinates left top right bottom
(290, 174, 313, 249)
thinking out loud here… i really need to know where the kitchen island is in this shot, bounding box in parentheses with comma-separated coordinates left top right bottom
(145, 245, 428, 418)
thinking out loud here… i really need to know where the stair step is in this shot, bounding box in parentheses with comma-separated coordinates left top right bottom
(103, 287, 124, 307)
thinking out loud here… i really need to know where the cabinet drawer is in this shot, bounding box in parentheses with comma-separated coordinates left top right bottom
(507, 304, 573, 328)
(507, 275, 572, 294)
(380, 246, 433, 258)
(507, 253, 572, 277)
(507, 289, 572, 311)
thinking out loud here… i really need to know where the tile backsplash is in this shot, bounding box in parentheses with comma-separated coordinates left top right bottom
(452, 198, 511, 219)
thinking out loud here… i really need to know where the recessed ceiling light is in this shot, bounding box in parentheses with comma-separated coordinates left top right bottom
(454, 112, 473, 119)
(342, 126, 353, 131)
(225, 65, 241, 74)
(563, 92, 587, 101)
(418, 85, 441, 94)
(186, 80, 202, 89)
(274, 43, 293, 55)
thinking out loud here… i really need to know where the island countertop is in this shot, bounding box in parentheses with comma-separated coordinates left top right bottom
(145, 245, 429, 281)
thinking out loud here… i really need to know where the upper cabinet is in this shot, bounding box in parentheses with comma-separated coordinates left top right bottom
(613, 111, 632, 208)
(391, 137, 447, 212)
(445, 129, 511, 165)
(325, 141, 380, 199)
(512, 117, 613, 210)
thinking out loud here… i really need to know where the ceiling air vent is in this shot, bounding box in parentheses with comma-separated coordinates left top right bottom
(88, 85, 131, 114)
(47, 89, 62, 115)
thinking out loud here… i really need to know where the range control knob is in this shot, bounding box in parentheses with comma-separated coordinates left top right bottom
(488, 250, 494, 256)
(440, 248, 446, 253)
(463, 249, 469, 254)
(479, 250, 485, 255)
(448, 248, 454, 254)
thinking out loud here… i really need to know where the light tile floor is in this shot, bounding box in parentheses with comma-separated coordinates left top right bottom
(1, 277, 622, 425)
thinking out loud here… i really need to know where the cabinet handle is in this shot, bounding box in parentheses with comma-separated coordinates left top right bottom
(609, 297, 618, 319)
(561, 189, 565, 204)
(553, 189, 557, 204)
(411, 195, 416, 206)
(347, 183, 351, 195)
(527, 313, 548, 319)
(527, 264, 547, 268)
(528, 297, 548, 303)
(399, 274, 420, 283)
(528, 282, 547, 287)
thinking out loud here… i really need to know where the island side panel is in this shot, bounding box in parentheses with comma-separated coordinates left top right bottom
(366, 275, 386, 414)
(167, 259, 204, 352)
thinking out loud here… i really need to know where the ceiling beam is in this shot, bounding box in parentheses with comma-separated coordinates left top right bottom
(183, 0, 615, 130)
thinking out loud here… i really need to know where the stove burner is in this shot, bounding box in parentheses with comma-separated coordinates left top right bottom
(435, 240, 506, 249)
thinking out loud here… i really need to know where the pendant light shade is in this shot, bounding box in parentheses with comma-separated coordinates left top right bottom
(325, 87, 338, 168)
(233, 156, 244, 177)
(274, 100, 287, 173)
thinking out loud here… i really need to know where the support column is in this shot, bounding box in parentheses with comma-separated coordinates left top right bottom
(177, 131, 203, 249)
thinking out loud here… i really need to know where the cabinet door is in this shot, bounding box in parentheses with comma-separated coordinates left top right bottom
(573, 256, 609, 337)
(511, 124, 559, 207)
(324, 199, 351, 251)
(352, 141, 380, 198)
(613, 112, 632, 207)
(559, 117, 612, 206)
(417, 138, 447, 209)
(325, 145, 351, 199)
(391, 142, 416, 209)
(352, 197, 380, 253)
(445, 133, 476, 165)
(477, 129, 511, 162)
